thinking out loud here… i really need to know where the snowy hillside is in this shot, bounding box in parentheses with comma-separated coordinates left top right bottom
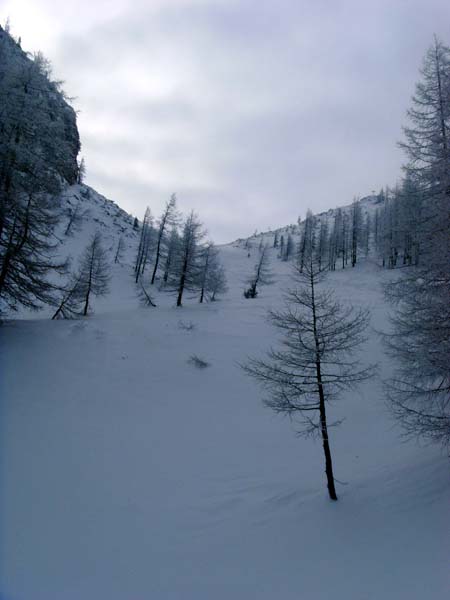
(57, 183, 138, 267)
(1, 227, 448, 599)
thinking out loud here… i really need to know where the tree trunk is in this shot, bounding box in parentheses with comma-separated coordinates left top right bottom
(83, 288, 90, 316)
(318, 378, 338, 501)
(150, 234, 162, 284)
(310, 266, 338, 501)
(177, 257, 188, 307)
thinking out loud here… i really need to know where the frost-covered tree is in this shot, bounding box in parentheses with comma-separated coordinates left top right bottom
(77, 232, 110, 316)
(244, 245, 273, 298)
(362, 213, 371, 258)
(0, 36, 79, 312)
(278, 234, 285, 259)
(150, 194, 177, 284)
(384, 274, 450, 446)
(384, 37, 450, 445)
(400, 36, 450, 204)
(242, 256, 374, 500)
(0, 192, 67, 311)
(328, 210, 341, 272)
(340, 211, 349, 268)
(316, 218, 329, 270)
(162, 226, 180, 285)
(208, 262, 228, 301)
(167, 211, 205, 307)
(350, 199, 363, 267)
(283, 233, 295, 261)
(77, 157, 86, 184)
(298, 210, 315, 271)
(197, 242, 225, 303)
(134, 207, 154, 282)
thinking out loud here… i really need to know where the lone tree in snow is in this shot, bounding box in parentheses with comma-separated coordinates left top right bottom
(242, 256, 374, 501)
(244, 245, 273, 298)
(77, 232, 110, 316)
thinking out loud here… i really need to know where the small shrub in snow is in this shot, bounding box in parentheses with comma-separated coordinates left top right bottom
(188, 355, 210, 369)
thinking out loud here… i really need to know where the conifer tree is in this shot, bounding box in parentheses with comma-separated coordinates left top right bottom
(243, 255, 374, 500)
(77, 232, 110, 316)
(385, 37, 450, 445)
(0, 39, 79, 312)
(244, 245, 273, 298)
(167, 211, 204, 307)
(150, 194, 177, 284)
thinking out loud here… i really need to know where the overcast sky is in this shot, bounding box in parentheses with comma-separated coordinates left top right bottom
(2, 1, 450, 242)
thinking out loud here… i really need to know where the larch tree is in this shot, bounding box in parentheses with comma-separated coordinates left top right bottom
(162, 226, 180, 285)
(244, 245, 274, 298)
(150, 193, 177, 285)
(197, 242, 227, 303)
(197, 242, 215, 303)
(298, 210, 315, 271)
(315, 218, 329, 270)
(134, 207, 154, 282)
(384, 37, 450, 446)
(242, 255, 374, 500)
(77, 157, 86, 184)
(0, 41, 78, 313)
(168, 211, 205, 307)
(350, 199, 363, 267)
(51, 271, 84, 320)
(283, 234, 295, 261)
(77, 232, 110, 316)
(208, 262, 228, 301)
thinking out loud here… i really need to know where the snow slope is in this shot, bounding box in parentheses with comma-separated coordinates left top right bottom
(0, 214, 449, 599)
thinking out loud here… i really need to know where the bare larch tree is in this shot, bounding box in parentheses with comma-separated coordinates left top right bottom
(150, 194, 177, 284)
(244, 245, 273, 298)
(242, 257, 374, 500)
(77, 232, 110, 316)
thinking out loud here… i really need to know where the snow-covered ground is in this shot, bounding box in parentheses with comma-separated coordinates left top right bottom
(0, 204, 449, 599)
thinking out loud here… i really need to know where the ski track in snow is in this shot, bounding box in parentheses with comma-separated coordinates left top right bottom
(0, 191, 449, 600)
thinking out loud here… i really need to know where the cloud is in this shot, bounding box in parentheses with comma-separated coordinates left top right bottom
(2, 0, 450, 241)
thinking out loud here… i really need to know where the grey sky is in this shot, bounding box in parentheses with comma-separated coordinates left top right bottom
(2, 0, 450, 242)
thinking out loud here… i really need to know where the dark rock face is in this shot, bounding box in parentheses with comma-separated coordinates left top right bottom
(0, 25, 80, 184)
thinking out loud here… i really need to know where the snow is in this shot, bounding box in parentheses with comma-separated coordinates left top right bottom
(0, 193, 449, 600)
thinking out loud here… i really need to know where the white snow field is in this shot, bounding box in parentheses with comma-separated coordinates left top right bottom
(1, 192, 449, 600)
